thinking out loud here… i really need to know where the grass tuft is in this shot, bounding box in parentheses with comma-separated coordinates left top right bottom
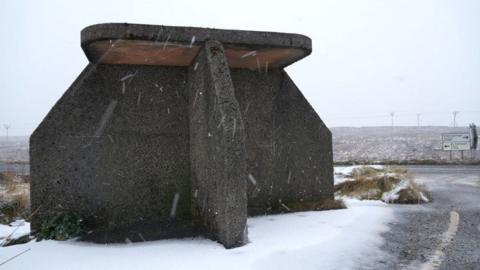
(0, 172, 30, 224)
(335, 166, 430, 204)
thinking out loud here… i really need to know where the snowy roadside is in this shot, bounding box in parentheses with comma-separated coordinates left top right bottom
(0, 199, 393, 270)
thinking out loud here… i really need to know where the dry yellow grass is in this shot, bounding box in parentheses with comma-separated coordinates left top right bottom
(350, 166, 383, 179)
(0, 173, 31, 223)
(335, 175, 401, 200)
(335, 166, 429, 203)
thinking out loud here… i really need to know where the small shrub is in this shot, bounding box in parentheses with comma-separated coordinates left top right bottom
(36, 214, 83, 241)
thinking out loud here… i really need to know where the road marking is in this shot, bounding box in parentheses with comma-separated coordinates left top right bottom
(419, 211, 460, 270)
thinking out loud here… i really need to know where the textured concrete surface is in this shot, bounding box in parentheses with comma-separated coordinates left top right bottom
(81, 23, 311, 55)
(231, 69, 333, 213)
(30, 64, 200, 242)
(30, 23, 332, 248)
(188, 40, 247, 248)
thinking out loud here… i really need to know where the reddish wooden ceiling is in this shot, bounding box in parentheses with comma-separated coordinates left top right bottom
(85, 40, 305, 70)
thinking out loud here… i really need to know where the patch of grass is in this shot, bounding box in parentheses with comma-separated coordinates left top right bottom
(0, 176, 30, 224)
(0, 172, 29, 184)
(350, 166, 383, 179)
(0, 172, 31, 224)
(36, 214, 83, 241)
(335, 166, 430, 204)
(0, 192, 30, 223)
(335, 175, 402, 200)
(388, 166, 409, 175)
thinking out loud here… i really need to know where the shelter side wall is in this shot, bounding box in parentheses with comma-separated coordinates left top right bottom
(30, 64, 193, 241)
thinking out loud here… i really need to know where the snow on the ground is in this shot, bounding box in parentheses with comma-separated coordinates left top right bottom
(0, 220, 30, 242)
(0, 200, 393, 270)
(381, 180, 430, 203)
(381, 179, 410, 203)
(334, 165, 384, 184)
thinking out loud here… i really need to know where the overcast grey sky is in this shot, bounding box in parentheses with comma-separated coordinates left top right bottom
(1, 0, 479, 135)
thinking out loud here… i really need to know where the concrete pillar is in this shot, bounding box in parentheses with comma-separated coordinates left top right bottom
(188, 40, 247, 248)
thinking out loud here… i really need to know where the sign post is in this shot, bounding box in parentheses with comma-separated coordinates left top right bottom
(442, 133, 471, 151)
(442, 133, 471, 161)
(470, 123, 478, 160)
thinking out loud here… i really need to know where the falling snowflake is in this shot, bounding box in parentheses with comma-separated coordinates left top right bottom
(170, 193, 180, 218)
(248, 174, 257, 186)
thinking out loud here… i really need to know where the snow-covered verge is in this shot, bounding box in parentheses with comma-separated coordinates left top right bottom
(0, 199, 393, 270)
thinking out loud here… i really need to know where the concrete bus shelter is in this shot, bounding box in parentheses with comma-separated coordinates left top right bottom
(30, 23, 333, 248)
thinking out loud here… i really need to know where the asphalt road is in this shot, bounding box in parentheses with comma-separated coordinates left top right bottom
(378, 165, 480, 270)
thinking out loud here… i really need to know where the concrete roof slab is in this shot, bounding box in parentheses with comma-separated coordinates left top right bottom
(81, 23, 312, 69)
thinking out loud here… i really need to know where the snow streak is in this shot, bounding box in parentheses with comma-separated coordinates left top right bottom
(94, 100, 118, 137)
(170, 193, 180, 218)
(190, 36, 196, 48)
(241, 51, 256, 58)
(248, 174, 257, 186)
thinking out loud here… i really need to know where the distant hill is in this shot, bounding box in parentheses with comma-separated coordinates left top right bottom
(331, 126, 479, 163)
(0, 136, 29, 162)
(1, 126, 479, 166)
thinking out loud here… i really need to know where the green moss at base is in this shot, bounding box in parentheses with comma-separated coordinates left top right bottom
(36, 213, 83, 241)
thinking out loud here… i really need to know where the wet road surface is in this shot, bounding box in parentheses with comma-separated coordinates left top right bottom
(379, 165, 480, 270)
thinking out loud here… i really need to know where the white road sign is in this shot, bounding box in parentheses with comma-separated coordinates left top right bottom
(442, 133, 471, 151)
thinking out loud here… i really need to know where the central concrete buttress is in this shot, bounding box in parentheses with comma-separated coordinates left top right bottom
(188, 40, 248, 248)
